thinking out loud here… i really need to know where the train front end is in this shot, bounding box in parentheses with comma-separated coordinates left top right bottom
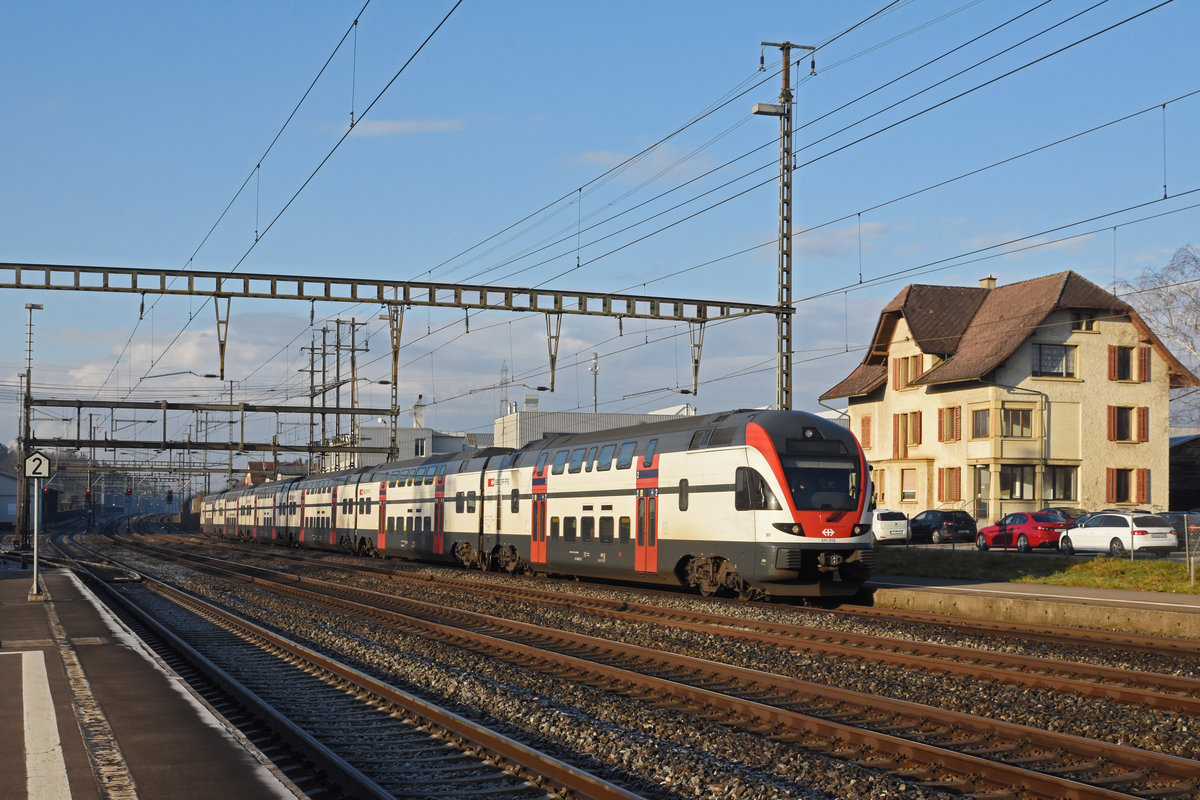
(743, 410, 873, 597)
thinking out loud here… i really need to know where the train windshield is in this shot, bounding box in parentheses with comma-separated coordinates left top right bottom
(779, 456, 860, 511)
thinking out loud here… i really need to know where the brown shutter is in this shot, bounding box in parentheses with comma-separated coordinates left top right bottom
(937, 408, 945, 442)
(891, 358, 900, 390)
(1136, 468, 1150, 504)
(913, 411, 922, 445)
(1107, 406, 1117, 441)
(892, 414, 900, 460)
(861, 416, 872, 449)
(953, 467, 962, 501)
(953, 406, 962, 441)
(1138, 346, 1151, 382)
(1106, 468, 1116, 504)
(1137, 406, 1149, 442)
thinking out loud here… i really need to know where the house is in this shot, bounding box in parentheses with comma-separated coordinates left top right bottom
(1169, 434, 1200, 510)
(821, 272, 1198, 521)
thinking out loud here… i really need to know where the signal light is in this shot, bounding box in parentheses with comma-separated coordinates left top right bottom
(126, 487, 132, 495)
(167, 490, 174, 502)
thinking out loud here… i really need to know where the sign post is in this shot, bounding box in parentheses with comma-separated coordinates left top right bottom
(25, 451, 50, 601)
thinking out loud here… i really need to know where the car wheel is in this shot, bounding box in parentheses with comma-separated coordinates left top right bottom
(1016, 534, 1031, 554)
(1059, 535, 1074, 556)
(1109, 538, 1126, 557)
(975, 533, 988, 551)
(931, 529, 944, 544)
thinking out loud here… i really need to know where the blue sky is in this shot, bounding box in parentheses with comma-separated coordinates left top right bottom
(3, 0, 1198, 464)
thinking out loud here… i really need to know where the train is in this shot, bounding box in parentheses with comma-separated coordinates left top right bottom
(199, 409, 874, 599)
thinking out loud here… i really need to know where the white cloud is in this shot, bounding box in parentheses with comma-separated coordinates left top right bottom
(349, 118, 464, 137)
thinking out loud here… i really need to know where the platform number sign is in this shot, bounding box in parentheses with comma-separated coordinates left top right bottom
(25, 451, 50, 478)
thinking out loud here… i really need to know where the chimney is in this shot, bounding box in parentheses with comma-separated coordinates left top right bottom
(412, 394, 426, 428)
(980, 275, 997, 290)
(524, 393, 539, 412)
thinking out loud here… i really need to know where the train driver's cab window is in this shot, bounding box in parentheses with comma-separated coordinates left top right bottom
(780, 457, 859, 511)
(734, 467, 782, 511)
(596, 444, 616, 471)
(616, 442, 637, 469)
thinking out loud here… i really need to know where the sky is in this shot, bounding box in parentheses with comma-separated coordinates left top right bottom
(3, 0, 1199, 480)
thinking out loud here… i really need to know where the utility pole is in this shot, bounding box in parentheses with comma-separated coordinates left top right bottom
(588, 353, 599, 412)
(755, 40, 812, 411)
(17, 303, 43, 549)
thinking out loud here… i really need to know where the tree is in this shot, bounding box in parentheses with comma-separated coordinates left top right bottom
(1120, 245, 1200, 426)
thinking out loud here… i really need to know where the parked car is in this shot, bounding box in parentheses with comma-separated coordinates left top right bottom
(1059, 512, 1178, 557)
(870, 509, 910, 544)
(1037, 507, 1088, 525)
(975, 512, 1068, 553)
(1159, 511, 1200, 551)
(908, 509, 977, 544)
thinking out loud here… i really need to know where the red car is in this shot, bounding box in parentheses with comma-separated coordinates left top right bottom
(975, 512, 1068, 553)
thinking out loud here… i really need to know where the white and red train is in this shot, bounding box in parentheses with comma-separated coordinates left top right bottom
(199, 409, 873, 599)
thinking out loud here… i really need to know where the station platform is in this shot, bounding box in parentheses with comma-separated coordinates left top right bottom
(870, 574, 1200, 640)
(0, 561, 301, 800)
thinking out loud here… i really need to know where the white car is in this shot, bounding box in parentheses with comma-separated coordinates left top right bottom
(870, 509, 910, 544)
(1059, 512, 1177, 557)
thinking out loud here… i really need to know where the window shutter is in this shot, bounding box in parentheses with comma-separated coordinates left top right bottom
(1107, 406, 1117, 441)
(913, 411, 922, 445)
(1107, 345, 1119, 381)
(861, 416, 872, 449)
(937, 408, 945, 442)
(937, 468, 944, 503)
(1136, 468, 1150, 504)
(1137, 406, 1149, 442)
(953, 406, 961, 441)
(1138, 346, 1151, 382)
(1105, 468, 1116, 504)
(892, 358, 900, 390)
(892, 414, 900, 459)
(953, 467, 962, 501)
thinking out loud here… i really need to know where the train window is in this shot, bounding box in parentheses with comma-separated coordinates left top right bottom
(424, 515, 432, 530)
(734, 467, 782, 511)
(550, 517, 560, 540)
(467, 491, 477, 513)
(563, 517, 577, 541)
(407, 515, 414, 532)
(426, 469, 436, 485)
(537, 452, 550, 472)
(709, 427, 736, 447)
(599, 516, 614, 543)
(568, 449, 586, 473)
(688, 429, 711, 449)
(552, 450, 569, 474)
(399, 468, 409, 485)
(412, 466, 426, 485)
(584, 447, 597, 472)
(678, 479, 689, 511)
(366, 498, 373, 513)
(616, 442, 637, 469)
(619, 516, 631, 544)
(455, 492, 465, 513)
(595, 444, 615, 471)
(647, 498, 657, 546)
(580, 517, 594, 542)
(643, 438, 658, 467)
(511, 489, 520, 513)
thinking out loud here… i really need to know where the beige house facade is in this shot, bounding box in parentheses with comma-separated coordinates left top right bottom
(821, 272, 1198, 522)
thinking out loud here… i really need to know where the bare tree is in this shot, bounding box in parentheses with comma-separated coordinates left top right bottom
(1120, 245, 1200, 426)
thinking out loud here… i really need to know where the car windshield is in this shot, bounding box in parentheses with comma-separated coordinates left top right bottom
(876, 511, 906, 521)
(1134, 515, 1169, 527)
(780, 456, 859, 511)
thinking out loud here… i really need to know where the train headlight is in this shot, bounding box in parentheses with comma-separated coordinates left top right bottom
(772, 522, 805, 536)
(852, 524, 871, 536)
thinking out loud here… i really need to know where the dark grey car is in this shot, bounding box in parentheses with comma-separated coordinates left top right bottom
(909, 509, 977, 544)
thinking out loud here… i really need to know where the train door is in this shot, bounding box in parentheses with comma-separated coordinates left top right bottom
(530, 462, 548, 565)
(635, 445, 660, 573)
(330, 486, 339, 546)
(433, 467, 446, 555)
(377, 480, 387, 551)
(298, 490, 307, 544)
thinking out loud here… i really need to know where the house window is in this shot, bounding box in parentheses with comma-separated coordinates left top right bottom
(873, 468, 885, 506)
(1107, 406, 1148, 442)
(892, 354, 923, 390)
(999, 464, 1035, 499)
(971, 409, 990, 439)
(1107, 468, 1133, 504)
(938, 406, 961, 442)
(1033, 343, 1076, 377)
(892, 411, 921, 458)
(1001, 407, 1032, 438)
(900, 468, 916, 502)
(414, 438, 426, 457)
(1109, 345, 1133, 381)
(1071, 312, 1096, 331)
(1046, 466, 1077, 501)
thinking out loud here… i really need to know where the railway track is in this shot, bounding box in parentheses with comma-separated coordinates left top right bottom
(101, 534, 1200, 800)
(51, 531, 642, 800)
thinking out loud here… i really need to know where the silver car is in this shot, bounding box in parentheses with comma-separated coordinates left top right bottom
(1059, 512, 1177, 557)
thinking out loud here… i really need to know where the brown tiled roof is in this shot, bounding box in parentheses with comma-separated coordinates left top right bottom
(821, 270, 1200, 399)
